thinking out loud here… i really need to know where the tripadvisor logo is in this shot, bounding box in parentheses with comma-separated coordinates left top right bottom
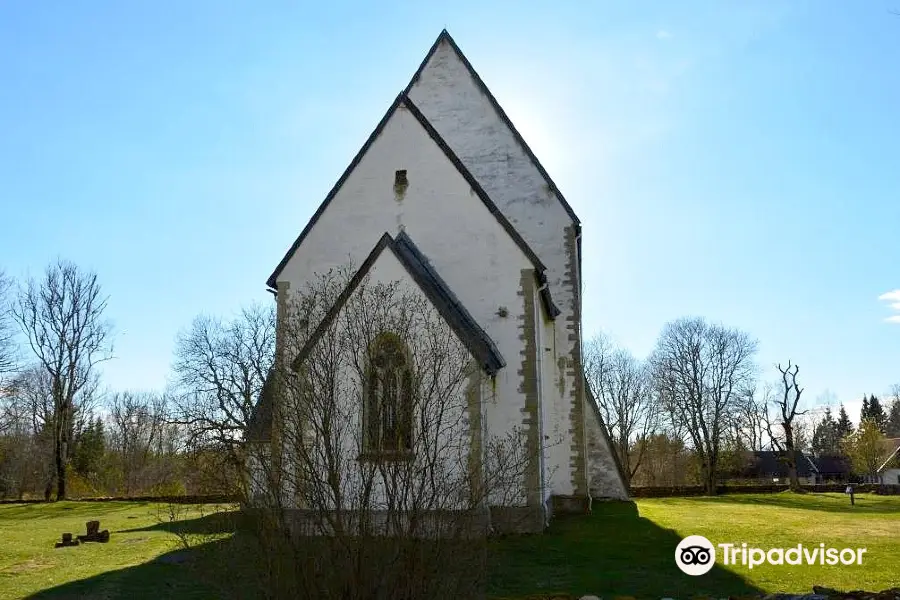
(675, 535, 868, 576)
(676, 535, 716, 576)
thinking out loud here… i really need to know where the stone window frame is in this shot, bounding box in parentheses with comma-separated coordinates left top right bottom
(359, 331, 415, 462)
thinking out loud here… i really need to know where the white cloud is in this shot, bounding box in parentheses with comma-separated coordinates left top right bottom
(656, 30, 673, 40)
(879, 289, 900, 323)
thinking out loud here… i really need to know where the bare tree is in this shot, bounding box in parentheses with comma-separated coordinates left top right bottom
(584, 333, 658, 487)
(0, 269, 16, 378)
(108, 391, 174, 495)
(12, 261, 111, 500)
(171, 303, 275, 476)
(0, 367, 52, 498)
(792, 408, 819, 454)
(728, 384, 770, 452)
(764, 362, 807, 491)
(244, 270, 535, 599)
(650, 317, 757, 495)
(630, 432, 700, 486)
(0, 364, 101, 500)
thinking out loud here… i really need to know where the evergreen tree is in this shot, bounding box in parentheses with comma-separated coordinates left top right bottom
(860, 395, 870, 423)
(887, 398, 900, 438)
(811, 407, 839, 456)
(72, 417, 106, 479)
(868, 395, 887, 433)
(836, 404, 854, 439)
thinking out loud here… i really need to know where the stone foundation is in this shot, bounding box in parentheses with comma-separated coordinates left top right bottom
(489, 505, 545, 534)
(273, 508, 491, 539)
(551, 494, 591, 515)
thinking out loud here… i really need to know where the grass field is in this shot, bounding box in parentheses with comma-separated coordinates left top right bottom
(0, 501, 246, 600)
(0, 492, 897, 599)
(490, 492, 900, 598)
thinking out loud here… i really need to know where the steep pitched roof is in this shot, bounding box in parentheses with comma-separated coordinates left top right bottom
(291, 231, 505, 376)
(749, 451, 816, 478)
(404, 29, 581, 225)
(246, 368, 276, 443)
(266, 93, 558, 319)
(877, 438, 900, 472)
(584, 381, 629, 492)
(814, 454, 851, 475)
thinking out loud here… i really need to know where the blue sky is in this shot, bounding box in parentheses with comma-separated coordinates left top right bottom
(1, 1, 898, 421)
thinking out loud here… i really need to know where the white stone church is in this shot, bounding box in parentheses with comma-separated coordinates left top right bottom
(248, 30, 627, 533)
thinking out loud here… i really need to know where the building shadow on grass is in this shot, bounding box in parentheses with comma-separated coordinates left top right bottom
(27, 503, 768, 600)
(488, 500, 764, 599)
(26, 531, 265, 600)
(683, 492, 897, 514)
(116, 509, 238, 536)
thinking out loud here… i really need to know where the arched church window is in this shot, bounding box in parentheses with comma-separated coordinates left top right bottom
(364, 332, 413, 457)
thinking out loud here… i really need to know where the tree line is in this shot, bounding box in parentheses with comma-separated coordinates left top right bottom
(586, 323, 900, 493)
(1, 260, 898, 500)
(0, 261, 263, 500)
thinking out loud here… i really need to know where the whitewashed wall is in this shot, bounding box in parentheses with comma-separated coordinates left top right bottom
(275, 104, 541, 507)
(882, 468, 900, 484)
(539, 318, 559, 506)
(408, 40, 586, 497)
(284, 251, 476, 511)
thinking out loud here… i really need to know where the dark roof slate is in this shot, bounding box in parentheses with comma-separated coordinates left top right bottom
(291, 231, 505, 376)
(393, 231, 505, 373)
(750, 451, 816, 478)
(814, 454, 852, 475)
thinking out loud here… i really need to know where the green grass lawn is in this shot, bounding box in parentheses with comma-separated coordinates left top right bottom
(0, 493, 897, 599)
(490, 492, 900, 599)
(0, 501, 250, 600)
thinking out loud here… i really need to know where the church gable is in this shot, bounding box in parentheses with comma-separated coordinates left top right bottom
(254, 31, 628, 509)
(267, 94, 558, 321)
(268, 232, 495, 515)
(406, 31, 597, 499)
(405, 30, 580, 228)
(292, 231, 505, 376)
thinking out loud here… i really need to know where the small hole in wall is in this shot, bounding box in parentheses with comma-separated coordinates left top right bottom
(496, 306, 509, 318)
(395, 170, 408, 187)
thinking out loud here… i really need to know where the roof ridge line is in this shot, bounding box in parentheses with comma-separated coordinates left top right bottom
(291, 232, 505, 375)
(404, 29, 581, 225)
(398, 95, 548, 275)
(266, 91, 555, 296)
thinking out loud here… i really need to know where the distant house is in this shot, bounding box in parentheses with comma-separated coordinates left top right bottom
(740, 451, 818, 485)
(812, 455, 852, 484)
(876, 438, 900, 484)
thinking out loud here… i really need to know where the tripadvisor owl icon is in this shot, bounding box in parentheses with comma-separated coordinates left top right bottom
(676, 535, 715, 576)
